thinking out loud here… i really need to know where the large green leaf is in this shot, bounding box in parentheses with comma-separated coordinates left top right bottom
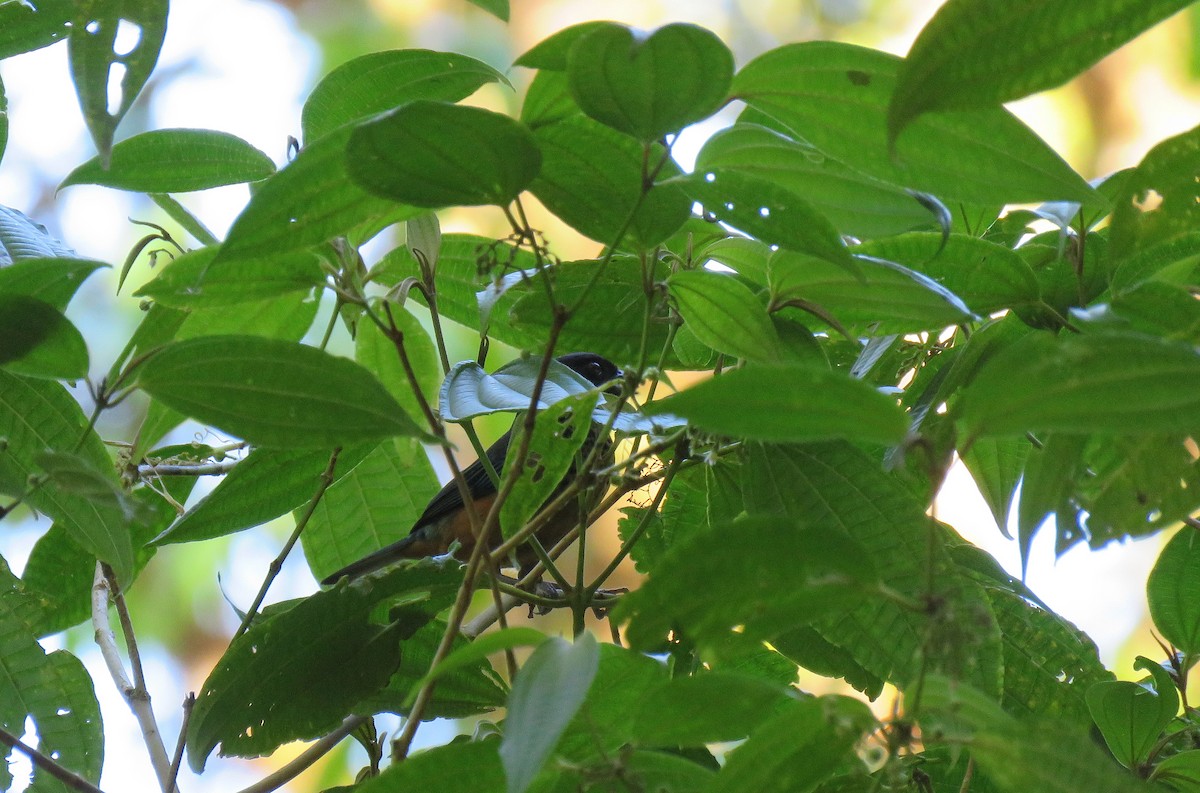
(695, 123, 933, 240)
(1087, 662, 1178, 770)
(0, 371, 134, 582)
(60, 129, 274, 192)
(1147, 529, 1200, 655)
(566, 23, 732, 141)
(959, 331, 1200, 438)
(0, 0, 72, 59)
(299, 439, 439, 582)
(0, 257, 107, 310)
(644, 364, 909, 444)
(668, 269, 782, 362)
(346, 101, 541, 208)
(354, 740, 504, 793)
(136, 335, 430, 448)
(1108, 124, 1200, 263)
(733, 42, 1097, 207)
(529, 116, 690, 248)
(186, 561, 461, 771)
(302, 49, 508, 142)
(0, 294, 89, 380)
(631, 672, 792, 746)
(889, 0, 1192, 141)
(218, 126, 418, 263)
(353, 307, 440, 426)
(134, 246, 325, 308)
(68, 0, 168, 161)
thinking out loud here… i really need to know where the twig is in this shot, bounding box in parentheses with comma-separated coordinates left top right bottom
(136, 461, 240, 477)
(230, 716, 368, 793)
(234, 447, 342, 639)
(167, 694, 195, 793)
(0, 726, 106, 793)
(92, 563, 174, 792)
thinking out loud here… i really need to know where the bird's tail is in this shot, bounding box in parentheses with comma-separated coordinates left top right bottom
(320, 527, 442, 585)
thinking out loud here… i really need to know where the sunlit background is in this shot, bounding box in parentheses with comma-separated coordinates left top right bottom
(3, 0, 1200, 790)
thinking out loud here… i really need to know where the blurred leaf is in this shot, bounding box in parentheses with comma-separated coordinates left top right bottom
(1147, 528, 1200, 655)
(467, 0, 508, 20)
(889, 0, 1192, 142)
(0, 205, 76, 266)
(668, 269, 782, 362)
(501, 391, 599, 540)
(1086, 660, 1178, 770)
(410, 627, 545, 697)
(1110, 232, 1200, 294)
(299, 438, 439, 583)
(771, 627, 884, 698)
(302, 49, 508, 142)
(353, 306, 440, 426)
(733, 42, 1097, 207)
(0, 370, 134, 582)
(0, 294, 89, 380)
(175, 289, 319, 342)
(632, 672, 791, 746)
(354, 740, 503, 793)
(68, 0, 168, 161)
(709, 697, 873, 793)
(500, 633, 600, 793)
(515, 22, 611, 69)
(530, 116, 690, 248)
(136, 335, 430, 448)
(617, 515, 875, 650)
(566, 23, 732, 141)
(644, 364, 909, 444)
(60, 129, 274, 192)
(1152, 750, 1200, 788)
(186, 561, 461, 771)
(218, 126, 418, 263)
(960, 437, 1030, 535)
(0, 0, 72, 59)
(134, 246, 325, 308)
(0, 257, 107, 310)
(154, 442, 376, 546)
(347, 101, 540, 208)
(1109, 124, 1200, 262)
(519, 70, 579, 129)
(695, 123, 933, 240)
(854, 232, 1041, 315)
(150, 192, 218, 245)
(960, 332, 1200, 438)
(768, 249, 975, 334)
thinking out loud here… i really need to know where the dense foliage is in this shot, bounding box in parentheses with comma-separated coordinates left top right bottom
(2, 1, 1200, 791)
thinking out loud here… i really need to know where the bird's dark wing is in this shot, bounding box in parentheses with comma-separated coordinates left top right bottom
(410, 430, 512, 531)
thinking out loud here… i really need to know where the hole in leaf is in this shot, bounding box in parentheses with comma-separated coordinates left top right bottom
(531, 465, 546, 483)
(107, 62, 128, 115)
(1133, 189, 1162, 213)
(113, 19, 143, 56)
(85, 19, 101, 34)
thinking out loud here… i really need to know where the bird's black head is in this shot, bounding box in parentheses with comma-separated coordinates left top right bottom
(557, 352, 622, 394)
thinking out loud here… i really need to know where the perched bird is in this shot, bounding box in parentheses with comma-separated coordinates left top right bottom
(322, 352, 622, 584)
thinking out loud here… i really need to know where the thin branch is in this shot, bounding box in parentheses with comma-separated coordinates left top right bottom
(230, 716, 368, 793)
(92, 563, 174, 792)
(167, 694, 194, 793)
(0, 726, 106, 793)
(235, 447, 342, 638)
(137, 461, 240, 477)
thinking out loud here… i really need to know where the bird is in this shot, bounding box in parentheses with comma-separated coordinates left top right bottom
(321, 352, 622, 585)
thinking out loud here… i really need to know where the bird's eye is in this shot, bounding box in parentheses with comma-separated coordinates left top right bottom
(589, 362, 603, 379)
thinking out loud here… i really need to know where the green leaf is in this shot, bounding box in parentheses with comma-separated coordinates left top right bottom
(0, 294, 89, 380)
(299, 438, 439, 582)
(1086, 673, 1178, 770)
(889, 0, 1192, 143)
(695, 123, 934, 240)
(960, 332, 1200, 438)
(467, 0, 508, 19)
(353, 307, 440, 426)
(631, 672, 791, 746)
(733, 42, 1097, 207)
(186, 561, 461, 771)
(0, 371, 135, 582)
(644, 364, 909, 444)
(519, 70, 579, 129)
(768, 249, 975, 334)
(529, 116, 690, 248)
(500, 633, 600, 793)
(353, 740, 503, 793)
(501, 391, 599, 540)
(1108, 124, 1200, 263)
(515, 22, 612, 70)
(0, 0, 72, 59)
(0, 257, 107, 310)
(0, 205, 76, 265)
(439, 356, 606, 423)
(218, 126, 418, 263)
(668, 269, 782, 362)
(153, 442, 376, 546)
(136, 335, 430, 448)
(346, 100, 540, 208)
(566, 23, 732, 141)
(302, 49, 508, 142)
(959, 437, 1030, 535)
(853, 232, 1041, 315)
(771, 626, 884, 698)
(176, 290, 319, 342)
(410, 627, 545, 698)
(681, 171, 855, 270)
(150, 192, 219, 245)
(133, 246, 325, 308)
(68, 0, 168, 162)
(1152, 750, 1200, 788)
(617, 515, 875, 650)
(1147, 528, 1200, 655)
(59, 128, 274, 193)
(709, 696, 873, 793)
